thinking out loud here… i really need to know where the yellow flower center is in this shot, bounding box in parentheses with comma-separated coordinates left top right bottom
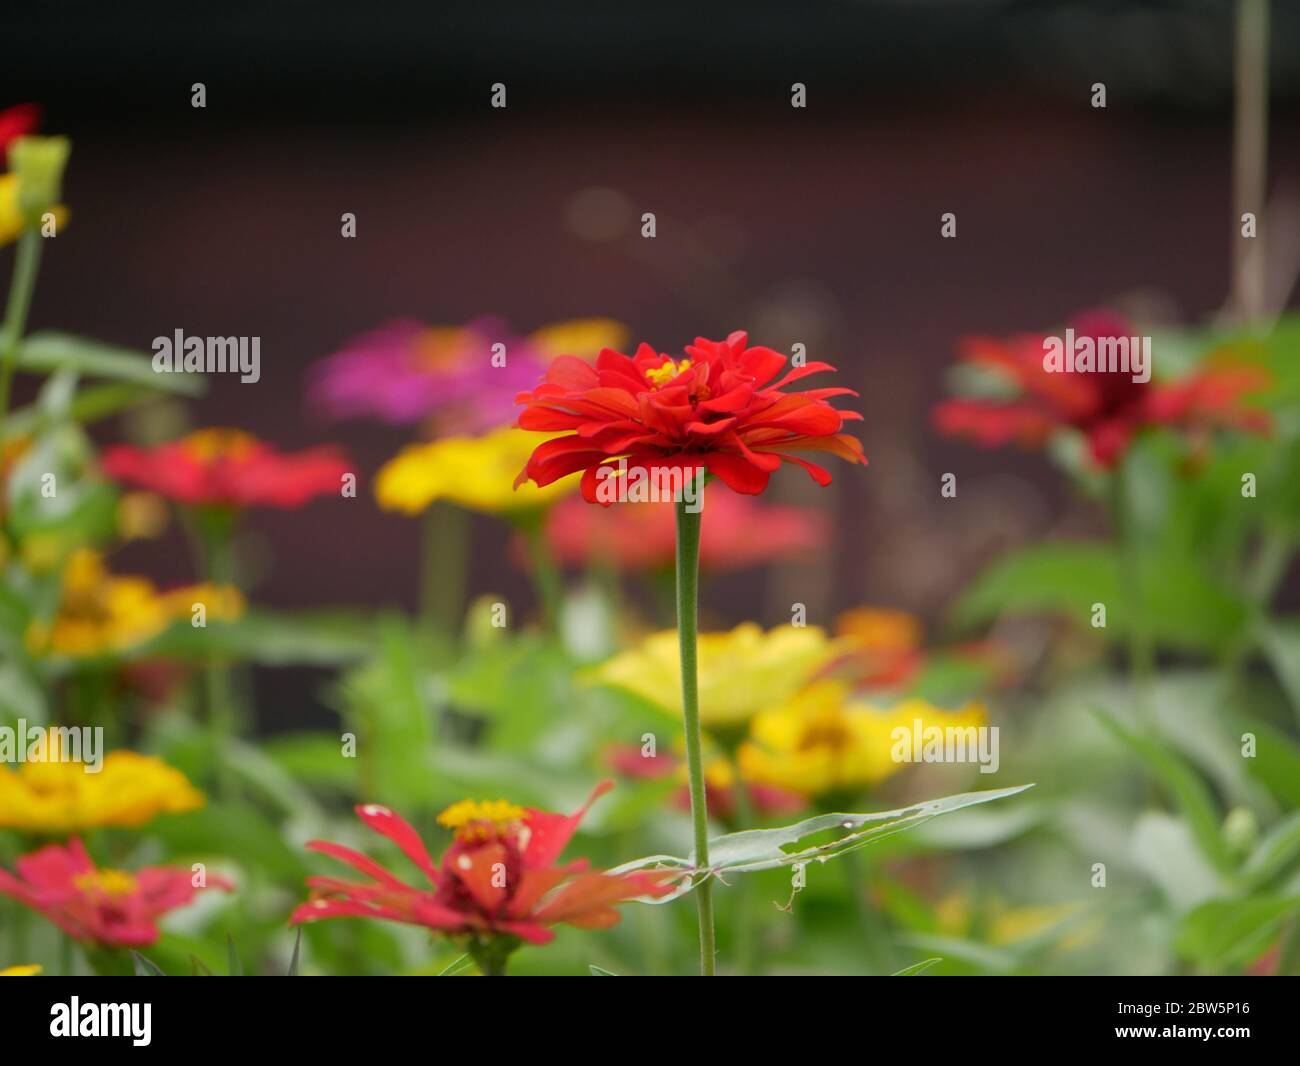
(74, 869, 139, 897)
(645, 358, 691, 388)
(798, 718, 854, 754)
(437, 799, 526, 842)
(412, 327, 469, 370)
(182, 428, 258, 462)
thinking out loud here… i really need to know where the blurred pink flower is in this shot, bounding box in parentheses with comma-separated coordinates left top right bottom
(307, 317, 547, 433)
(542, 486, 826, 573)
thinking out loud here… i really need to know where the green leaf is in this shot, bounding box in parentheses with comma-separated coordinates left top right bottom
(892, 957, 941, 976)
(611, 784, 1033, 889)
(1095, 710, 1234, 874)
(131, 952, 166, 977)
(952, 542, 1249, 651)
(286, 928, 302, 976)
(1260, 620, 1300, 726)
(1176, 896, 1300, 968)
(435, 953, 471, 977)
(588, 964, 619, 976)
(139, 609, 376, 666)
(17, 332, 204, 395)
(1241, 811, 1300, 890)
(951, 543, 1117, 631)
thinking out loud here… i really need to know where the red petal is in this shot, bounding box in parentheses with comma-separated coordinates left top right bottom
(524, 780, 613, 867)
(353, 804, 439, 883)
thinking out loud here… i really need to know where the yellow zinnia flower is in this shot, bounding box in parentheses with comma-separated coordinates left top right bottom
(835, 606, 922, 653)
(25, 549, 243, 658)
(0, 751, 204, 833)
(0, 965, 42, 976)
(589, 622, 845, 731)
(528, 318, 631, 361)
(374, 427, 577, 516)
(738, 681, 986, 797)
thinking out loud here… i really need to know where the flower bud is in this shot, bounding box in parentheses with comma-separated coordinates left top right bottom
(8, 135, 70, 224)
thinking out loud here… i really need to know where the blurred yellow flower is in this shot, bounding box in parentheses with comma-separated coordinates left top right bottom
(0, 752, 204, 833)
(738, 681, 986, 797)
(0, 173, 68, 246)
(116, 491, 170, 541)
(589, 623, 845, 731)
(374, 427, 577, 516)
(936, 892, 1085, 948)
(835, 606, 922, 652)
(25, 549, 243, 658)
(0, 965, 41, 976)
(528, 318, 631, 361)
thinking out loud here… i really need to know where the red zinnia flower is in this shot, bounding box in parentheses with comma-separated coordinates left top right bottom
(514, 331, 866, 500)
(932, 309, 1271, 468)
(291, 782, 677, 951)
(0, 838, 232, 948)
(0, 104, 41, 150)
(101, 428, 350, 510)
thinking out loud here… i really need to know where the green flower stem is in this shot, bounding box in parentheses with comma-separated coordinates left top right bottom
(420, 502, 469, 638)
(675, 500, 716, 975)
(1111, 458, 1153, 712)
(725, 747, 759, 975)
(1232, 0, 1270, 323)
(520, 512, 562, 633)
(468, 934, 520, 976)
(0, 229, 45, 443)
(841, 847, 893, 974)
(200, 513, 238, 800)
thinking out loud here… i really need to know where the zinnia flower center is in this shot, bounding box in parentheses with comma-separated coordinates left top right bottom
(798, 718, 854, 754)
(74, 869, 138, 897)
(437, 798, 526, 843)
(412, 327, 469, 370)
(644, 357, 692, 388)
(182, 428, 258, 463)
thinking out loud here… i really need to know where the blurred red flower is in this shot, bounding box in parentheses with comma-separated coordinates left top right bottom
(0, 838, 231, 948)
(514, 331, 865, 500)
(542, 486, 826, 572)
(291, 782, 677, 948)
(931, 309, 1271, 467)
(101, 428, 350, 510)
(0, 104, 41, 149)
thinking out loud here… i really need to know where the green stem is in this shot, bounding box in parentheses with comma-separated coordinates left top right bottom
(842, 847, 893, 974)
(420, 503, 469, 638)
(201, 515, 238, 799)
(468, 935, 519, 976)
(522, 515, 563, 633)
(676, 499, 716, 975)
(0, 229, 45, 442)
(1232, 0, 1270, 324)
(1112, 459, 1153, 714)
(726, 748, 759, 975)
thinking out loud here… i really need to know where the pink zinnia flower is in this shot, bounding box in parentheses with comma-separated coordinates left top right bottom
(308, 318, 552, 433)
(0, 839, 231, 948)
(540, 486, 826, 573)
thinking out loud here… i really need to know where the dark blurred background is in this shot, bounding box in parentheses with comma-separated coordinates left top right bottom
(3, 0, 1299, 725)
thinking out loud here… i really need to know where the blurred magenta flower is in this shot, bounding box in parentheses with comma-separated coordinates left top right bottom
(308, 316, 629, 435)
